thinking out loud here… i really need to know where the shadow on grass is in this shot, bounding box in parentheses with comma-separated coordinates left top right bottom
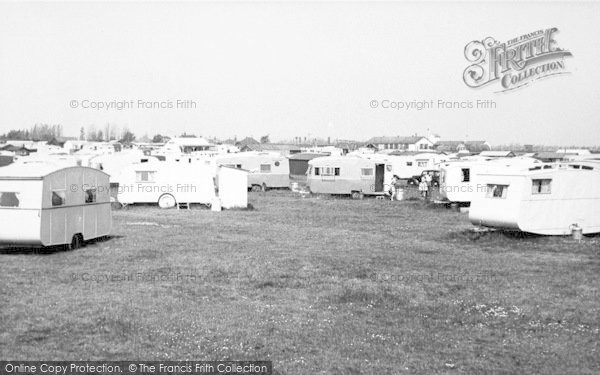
(0, 235, 123, 255)
(447, 229, 543, 242)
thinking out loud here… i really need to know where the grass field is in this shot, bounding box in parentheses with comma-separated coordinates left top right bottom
(1, 191, 599, 374)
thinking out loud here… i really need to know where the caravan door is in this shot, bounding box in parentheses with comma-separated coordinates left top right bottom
(375, 164, 385, 192)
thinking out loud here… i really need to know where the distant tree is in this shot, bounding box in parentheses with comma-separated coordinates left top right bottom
(87, 125, 97, 141)
(152, 134, 164, 143)
(260, 135, 270, 144)
(79, 127, 85, 141)
(96, 130, 104, 142)
(119, 129, 136, 144)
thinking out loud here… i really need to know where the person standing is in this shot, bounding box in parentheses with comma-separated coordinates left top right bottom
(389, 175, 399, 200)
(419, 179, 429, 199)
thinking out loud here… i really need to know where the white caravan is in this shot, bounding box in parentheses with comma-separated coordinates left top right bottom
(0, 164, 112, 248)
(469, 160, 600, 235)
(116, 162, 216, 208)
(362, 152, 447, 183)
(439, 157, 541, 204)
(88, 152, 161, 184)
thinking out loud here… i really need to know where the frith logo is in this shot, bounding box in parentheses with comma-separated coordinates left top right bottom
(463, 28, 573, 92)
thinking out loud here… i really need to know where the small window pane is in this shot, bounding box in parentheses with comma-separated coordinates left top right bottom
(532, 179, 552, 194)
(334, 168, 340, 176)
(486, 184, 508, 199)
(260, 164, 271, 173)
(52, 191, 66, 206)
(136, 171, 155, 182)
(0, 192, 20, 207)
(314, 167, 320, 176)
(461, 168, 470, 182)
(361, 168, 373, 176)
(85, 189, 97, 203)
(406, 162, 413, 166)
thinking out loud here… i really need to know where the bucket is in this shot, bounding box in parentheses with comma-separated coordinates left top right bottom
(571, 226, 583, 241)
(395, 189, 404, 201)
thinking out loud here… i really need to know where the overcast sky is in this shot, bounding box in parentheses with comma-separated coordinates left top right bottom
(0, 1, 599, 146)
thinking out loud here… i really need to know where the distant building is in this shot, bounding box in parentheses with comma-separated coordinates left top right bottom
(239, 143, 301, 155)
(235, 137, 260, 148)
(479, 150, 516, 158)
(365, 136, 434, 151)
(0, 144, 35, 156)
(533, 151, 573, 163)
(435, 140, 490, 153)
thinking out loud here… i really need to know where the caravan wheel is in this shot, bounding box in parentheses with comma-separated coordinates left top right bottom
(68, 234, 83, 250)
(158, 194, 177, 209)
(351, 191, 364, 200)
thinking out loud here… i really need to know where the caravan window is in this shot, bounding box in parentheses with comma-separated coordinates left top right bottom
(486, 184, 508, 199)
(314, 167, 320, 176)
(260, 164, 271, 173)
(52, 190, 66, 206)
(136, 171, 156, 183)
(321, 167, 340, 176)
(532, 179, 552, 194)
(361, 168, 374, 177)
(85, 188, 97, 203)
(0, 192, 20, 207)
(417, 160, 428, 167)
(461, 168, 470, 182)
(406, 162, 413, 166)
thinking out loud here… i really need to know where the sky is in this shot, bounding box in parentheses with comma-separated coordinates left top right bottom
(0, 1, 599, 146)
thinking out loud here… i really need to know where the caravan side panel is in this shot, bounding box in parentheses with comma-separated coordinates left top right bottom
(0, 180, 44, 245)
(469, 176, 524, 230)
(518, 170, 600, 235)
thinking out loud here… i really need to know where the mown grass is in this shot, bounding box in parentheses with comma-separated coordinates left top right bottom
(1, 191, 599, 374)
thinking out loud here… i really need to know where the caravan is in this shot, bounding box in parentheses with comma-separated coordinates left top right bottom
(216, 152, 290, 191)
(469, 160, 600, 235)
(307, 156, 386, 198)
(0, 164, 112, 248)
(439, 157, 541, 204)
(362, 152, 447, 184)
(116, 162, 216, 208)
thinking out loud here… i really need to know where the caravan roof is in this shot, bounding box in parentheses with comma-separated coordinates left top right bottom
(0, 163, 108, 180)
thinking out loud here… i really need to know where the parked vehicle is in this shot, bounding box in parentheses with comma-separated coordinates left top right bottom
(116, 162, 216, 208)
(439, 157, 541, 204)
(0, 164, 112, 248)
(216, 152, 290, 191)
(307, 156, 386, 198)
(469, 160, 600, 235)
